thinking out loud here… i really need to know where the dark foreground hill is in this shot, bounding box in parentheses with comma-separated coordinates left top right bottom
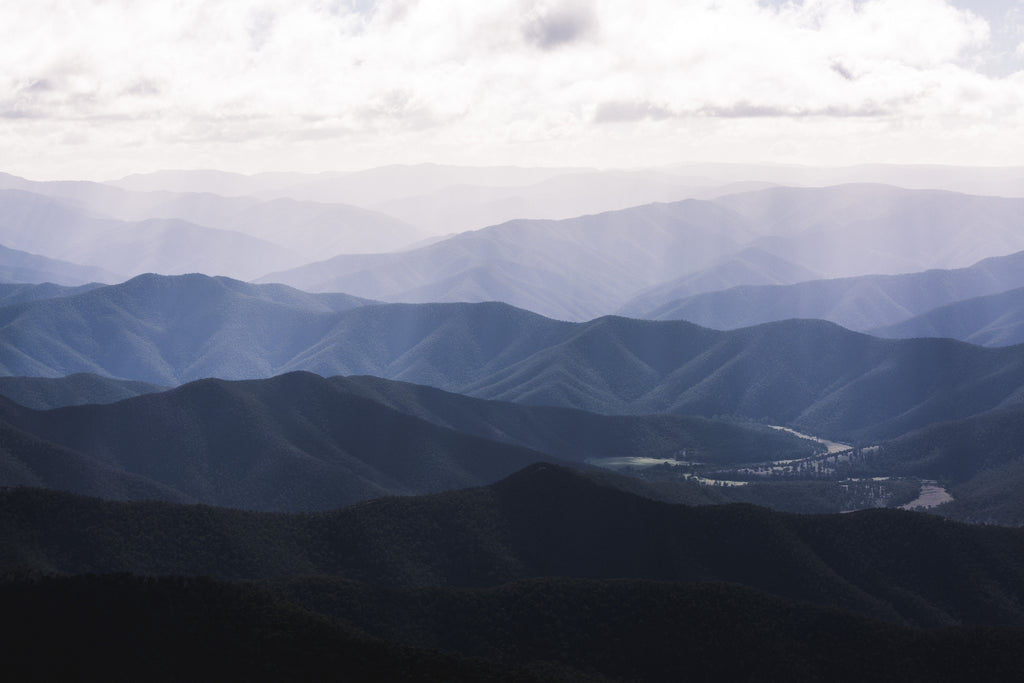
(5, 465, 1024, 628)
(0, 573, 540, 683)
(3, 274, 1024, 442)
(0, 372, 814, 511)
(7, 572, 1024, 683)
(268, 576, 1024, 683)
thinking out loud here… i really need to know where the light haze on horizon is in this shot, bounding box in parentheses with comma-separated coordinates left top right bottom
(2, 0, 1024, 181)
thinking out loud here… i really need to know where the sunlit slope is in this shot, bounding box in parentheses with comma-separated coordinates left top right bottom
(259, 200, 755, 320)
(872, 286, 1024, 347)
(714, 184, 1024, 276)
(618, 246, 820, 318)
(639, 249, 1024, 331)
(0, 273, 372, 384)
(260, 185, 1024, 321)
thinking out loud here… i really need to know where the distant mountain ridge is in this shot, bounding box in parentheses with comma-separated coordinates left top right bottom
(871, 286, 1024, 347)
(261, 185, 1024, 321)
(259, 199, 757, 321)
(636, 249, 1024, 335)
(0, 189, 307, 280)
(0, 172, 427, 257)
(0, 243, 118, 286)
(716, 184, 1024, 276)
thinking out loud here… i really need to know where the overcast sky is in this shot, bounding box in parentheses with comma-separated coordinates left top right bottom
(3, 0, 1023, 180)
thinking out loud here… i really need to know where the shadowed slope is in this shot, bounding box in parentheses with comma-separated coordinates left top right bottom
(0, 372, 555, 511)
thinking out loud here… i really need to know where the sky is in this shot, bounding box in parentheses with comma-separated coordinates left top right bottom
(2, 0, 1024, 180)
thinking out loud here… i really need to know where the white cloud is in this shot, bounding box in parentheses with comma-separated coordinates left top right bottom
(1, 0, 1022, 179)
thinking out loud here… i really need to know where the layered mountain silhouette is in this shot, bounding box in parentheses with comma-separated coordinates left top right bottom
(872, 286, 1024, 347)
(3, 274, 1024, 442)
(0, 373, 165, 409)
(260, 199, 757, 321)
(0, 243, 118, 286)
(0, 281, 105, 307)
(0, 273, 372, 384)
(8, 164, 1024, 681)
(259, 185, 1024, 321)
(0, 371, 560, 511)
(618, 247, 820, 317)
(0, 189, 308, 280)
(715, 184, 1024, 276)
(0, 171, 427, 258)
(636, 249, 1024, 333)
(0, 371, 823, 511)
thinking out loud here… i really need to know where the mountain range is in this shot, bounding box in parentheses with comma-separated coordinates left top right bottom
(258, 199, 758, 321)
(0, 243, 117, 286)
(260, 184, 1024, 322)
(632, 248, 1024, 337)
(872, 286, 1024, 347)
(0, 370, 823, 511)
(0, 189, 307, 281)
(3, 273, 1023, 443)
(7, 163, 1024, 680)
(0, 172, 427, 259)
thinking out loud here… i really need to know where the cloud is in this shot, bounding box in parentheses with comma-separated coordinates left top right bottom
(697, 102, 893, 118)
(831, 62, 855, 81)
(593, 100, 674, 123)
(1, 0, 1023, 179)
(521, 1, 597, 50)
